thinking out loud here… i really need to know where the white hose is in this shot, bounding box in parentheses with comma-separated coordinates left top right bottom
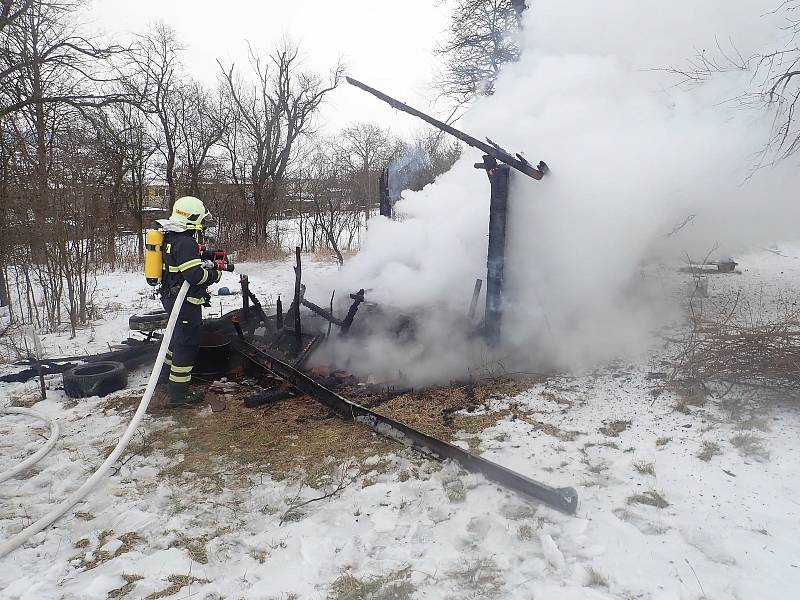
(0, 408, 61, 484)
(0, 281, 189, 558)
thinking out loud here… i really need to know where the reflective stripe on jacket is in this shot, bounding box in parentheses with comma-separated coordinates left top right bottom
(161, 231, 221, 304)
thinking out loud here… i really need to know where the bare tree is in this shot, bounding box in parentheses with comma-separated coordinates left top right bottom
(390, 128, 462, 197)
(435, 0, 527, 103)
(0, 0, 126, 332)
(219, 41, 342, 244)
(127, 23, 185, 207)
(177, 80, 229, 196)
(661, 3, 800, 163)
(0, 0, 128, 119)
(334, 122, 401, 222)
(91, 101, 157, 259)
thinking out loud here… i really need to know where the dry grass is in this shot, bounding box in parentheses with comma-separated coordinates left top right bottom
(517, 524, 535, 541)
(71, 530, 144, 571)
(169, 533, 211, 564)
(730, 433, 770, 461)
(656, 437, 672, 447)
(736, 417, 771, 432)
(369, 376, 549, 442)
(108, 383, 399, 487)
(581, 441, 620, 454)
(448, 558, 504, 597)
(143, 574, 210, 600)
(627, 490, 669, 509)
(633, 461, 655, 476)
(328, 568, 415, 600)
(599, 420, 631, 437)
(697, 441, 722, 462)
(587, 567, 609, 588)
(107, 574, 144, 599)
(108, 376, 549, 490)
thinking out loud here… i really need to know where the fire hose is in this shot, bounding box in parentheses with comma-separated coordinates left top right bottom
(0, 408, 60, 485)
(0, 280, 189, 558)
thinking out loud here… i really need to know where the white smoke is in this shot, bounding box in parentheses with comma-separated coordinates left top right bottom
(310, 0, 800, 383)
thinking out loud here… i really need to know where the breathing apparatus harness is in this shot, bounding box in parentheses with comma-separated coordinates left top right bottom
(144, 226, 235, 304)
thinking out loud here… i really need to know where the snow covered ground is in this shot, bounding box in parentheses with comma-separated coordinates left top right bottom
(1, 250, 799, 599)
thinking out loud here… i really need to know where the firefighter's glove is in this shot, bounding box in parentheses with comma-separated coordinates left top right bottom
(202, 260, 217, 270)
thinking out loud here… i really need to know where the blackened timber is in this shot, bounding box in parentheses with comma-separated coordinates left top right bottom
(300, 293, 344, 327)
(346, 77, 548, 181)
(468, 279, 483, 320)
(293, 247, 302, 355)
(341, 289, 365, 334)
(240, 275, 250, 312)
(233, 339, 578, 515)
(379, 166, 391, 217)
(485, 165, 510, 344)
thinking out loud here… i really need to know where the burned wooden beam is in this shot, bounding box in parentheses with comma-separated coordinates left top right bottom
(347, 77, 549, 181)
(233, 339, 578, 515)
(468, 278, 483, 320)
(240, 274, 250, 312)
(300, 285, 344, 327)
(341, 289, 365, 334)
(379, 166, 392, 218)
(293, 247, 302, 355)
(485, 164, 511, 344)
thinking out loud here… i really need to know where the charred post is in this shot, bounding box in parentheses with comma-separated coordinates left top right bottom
(341, 289, 366, 334)
(300, 286, 342, 327)
(379, 166, 392, 218)
(240, 274, 250, 312)
(276, 296, 283, 330)
(293, 247, 302, 355)
(328, 290, 336, 337)
(468, 278, 483, 320)
(485, 165, 511, 345)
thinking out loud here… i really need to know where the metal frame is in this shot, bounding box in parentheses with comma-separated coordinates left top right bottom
(233, 338, 578, 514)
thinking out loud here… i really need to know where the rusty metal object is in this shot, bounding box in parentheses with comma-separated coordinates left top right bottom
(233, 339, 578, 515)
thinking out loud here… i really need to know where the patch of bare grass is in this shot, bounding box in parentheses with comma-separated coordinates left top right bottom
(580, 441, 620, 454)
(328, 568, 415, 600)
(697, 441, 721, 462)
(730, 433, 770, 461)
(107, 574, 143, 599)
(599, 420, 631, 437)
(145, 386, 399, 487)
(143, 574, 210, 600)
(655, 437, 671, 447)
(669, 380, 707, 414)
(633, 461, 655, 476)
(517, 524, 535, 541)
(370, 376, 548, 442)
(72, 530, 144, 571)
(627, 490, 669, 509)
(736, 417, 771, 432)
(448, 558, 504, 598)
(587, 567, 609, 588)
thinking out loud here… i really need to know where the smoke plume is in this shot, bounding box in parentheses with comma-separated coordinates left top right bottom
(310, 0, 800, 384)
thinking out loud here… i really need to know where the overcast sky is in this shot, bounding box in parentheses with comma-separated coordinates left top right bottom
(88, 0, 451, 136)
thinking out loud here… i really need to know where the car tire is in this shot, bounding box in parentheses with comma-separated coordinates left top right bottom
(62, 361, 128, 399)
(129, 310, 169, 331)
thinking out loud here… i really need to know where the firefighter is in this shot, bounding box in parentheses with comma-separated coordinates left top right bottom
(157, 196, 222, 407)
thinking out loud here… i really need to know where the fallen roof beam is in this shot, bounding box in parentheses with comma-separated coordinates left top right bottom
(233, 338, 578, 515)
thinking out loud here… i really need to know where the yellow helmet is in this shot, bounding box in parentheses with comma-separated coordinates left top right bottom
(170, 196, 210, 230)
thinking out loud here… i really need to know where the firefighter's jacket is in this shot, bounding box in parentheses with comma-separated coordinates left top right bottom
(161, 231, 221, 305)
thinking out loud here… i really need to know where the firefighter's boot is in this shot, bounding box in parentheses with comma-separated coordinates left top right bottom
(167, 381, 205, 408)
